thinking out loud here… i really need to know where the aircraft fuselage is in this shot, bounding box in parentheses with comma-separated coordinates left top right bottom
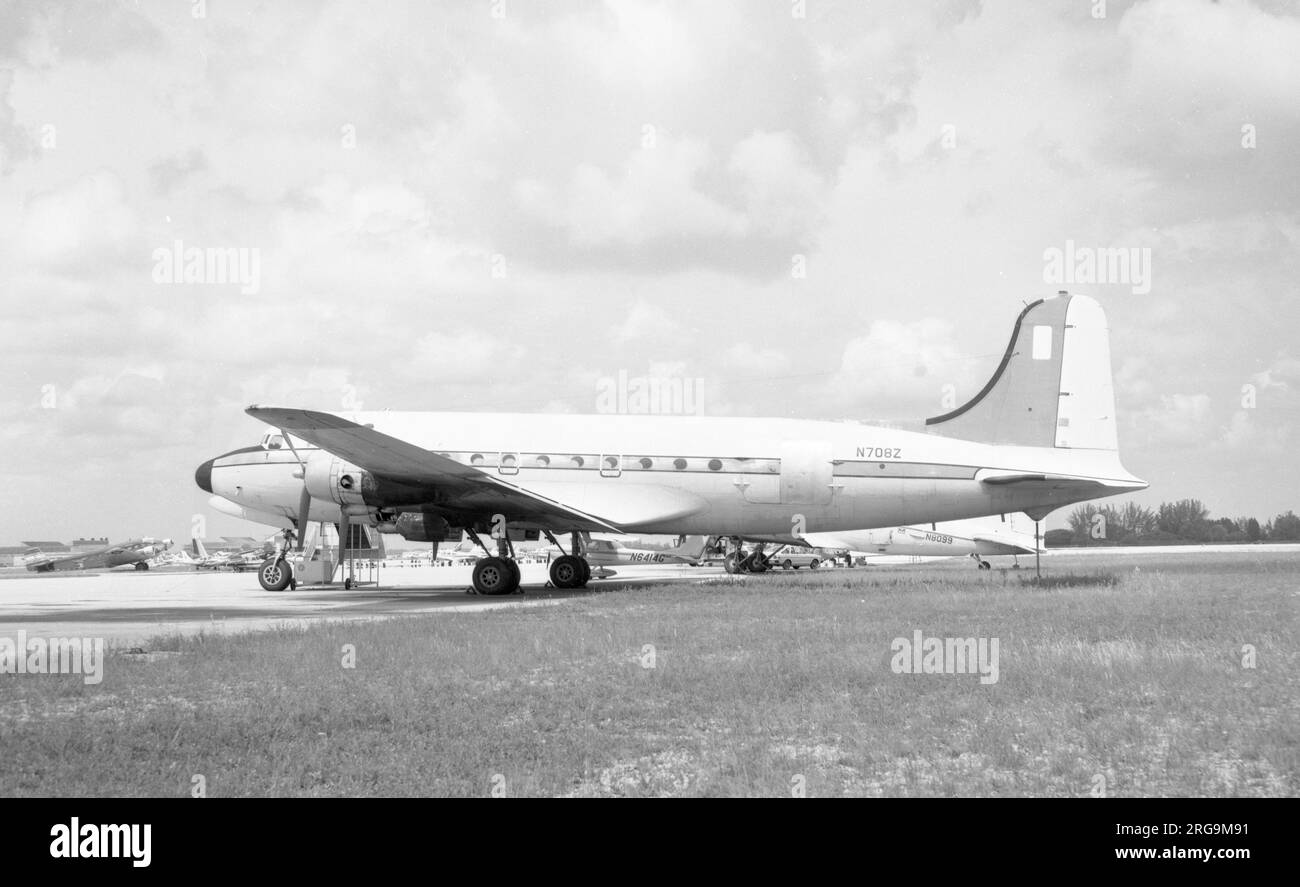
(198, 411, 1143, 537)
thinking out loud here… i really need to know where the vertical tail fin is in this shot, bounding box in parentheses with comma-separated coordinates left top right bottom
(925, 292, 1119, 450)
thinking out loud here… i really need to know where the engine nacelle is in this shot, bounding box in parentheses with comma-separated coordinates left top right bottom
(393, 512, 452, 542)
(303, 454, 371, 507)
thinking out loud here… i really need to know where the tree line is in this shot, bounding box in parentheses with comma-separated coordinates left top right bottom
(1047, 499, 1300, 547)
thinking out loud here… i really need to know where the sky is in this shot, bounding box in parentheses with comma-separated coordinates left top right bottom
(0, 0, 1297, 544)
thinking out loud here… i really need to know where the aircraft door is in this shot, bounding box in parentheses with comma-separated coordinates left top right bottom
(779, 440, 834, 506)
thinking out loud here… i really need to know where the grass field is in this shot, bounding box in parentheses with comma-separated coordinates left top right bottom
(1, 551, 1295, 797)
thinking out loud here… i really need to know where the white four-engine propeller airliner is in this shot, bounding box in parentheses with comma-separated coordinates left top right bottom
(195, 292, 1145, 594)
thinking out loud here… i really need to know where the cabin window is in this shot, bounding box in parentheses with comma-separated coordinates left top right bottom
(674, 458, 687, 470)
(639, 457, 653, 469)
(535, 455, 550, 467)
(570, 455, 585, 468)
(470, 453, 485, 466)
(708, 459, 722, 471)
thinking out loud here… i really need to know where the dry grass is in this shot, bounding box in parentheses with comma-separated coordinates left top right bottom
(0, 551, 1295, 797)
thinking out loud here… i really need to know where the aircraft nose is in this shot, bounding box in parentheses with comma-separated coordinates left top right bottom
(195, 458, 214, 493)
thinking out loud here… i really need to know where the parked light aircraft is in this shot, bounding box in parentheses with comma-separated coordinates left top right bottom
(191, 538, 270, 572)
(576, 535, 708, 580)
(25, 538, 173, 573)
(194, 292, 1144, 594)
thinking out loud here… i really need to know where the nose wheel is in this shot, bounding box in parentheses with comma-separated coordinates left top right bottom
(258, 557, 293, 591)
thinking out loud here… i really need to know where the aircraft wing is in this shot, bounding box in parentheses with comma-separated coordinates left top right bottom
(26, 554, 84, 572)
(246, 406, 627, 533)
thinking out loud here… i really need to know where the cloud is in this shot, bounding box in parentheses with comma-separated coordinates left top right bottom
(516, 136, 747, 247)
(149, 148, 207, 194)
(13, 170, 139, 272)
(611, 299, 689, 345)
(727, 130, 826, 237)
(408, 329, 505, 381)
(1133, 393, 1215, 448)
(720, 342, 791, 376)
(833, 317, 972, 416)
(1250, 355, 1300, 394)
(1218, 409, 1289, 453)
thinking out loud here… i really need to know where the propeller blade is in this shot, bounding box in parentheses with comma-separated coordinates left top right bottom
(296, 486, 311, 552)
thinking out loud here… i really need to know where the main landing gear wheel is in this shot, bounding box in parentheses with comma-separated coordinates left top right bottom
(134, 561, 149, 571)
(505, 559, 522, 593)
(549, 554, 586, 589)
(809, 558, 821, 570)
(724, 553, 742, 574)
(473, 556, 518, 596)
(258, 557, 292, 591)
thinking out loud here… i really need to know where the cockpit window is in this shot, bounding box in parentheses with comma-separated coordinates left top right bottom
(264, 434, 285, 450)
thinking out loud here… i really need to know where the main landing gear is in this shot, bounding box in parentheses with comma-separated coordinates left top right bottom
(544, 531, 590, 589)
(970, 554, 992, 570)
(722, 538, 776, 574)
(466, 529, 523, 596)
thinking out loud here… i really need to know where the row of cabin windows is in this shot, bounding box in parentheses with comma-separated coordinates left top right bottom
(261, 432, 761, 475)
(443, 452, 750, 474)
